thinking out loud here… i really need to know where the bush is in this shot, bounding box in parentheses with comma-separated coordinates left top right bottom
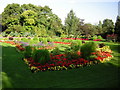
(39, 37, 43, 42)
(70, 40, 81, 52)
(33, 37, 39, 41)
(51, 47, 61, 55)
(14, 37, 21, 41)
(97, 35, 103, 40)
(64, 47, 79, 60)
(47, 37, 53, 42)
(60, 34, 67, 38)
(31, 37, 39, 44)
(24, 46, 33, 58)
(21, 38, 29, 43)
(80, 42, 98, 60)
(76, 40, 82, 47)
(91, 35, 97, 40)
(33, 49, 50, 64)
(42, 38, 48, 45)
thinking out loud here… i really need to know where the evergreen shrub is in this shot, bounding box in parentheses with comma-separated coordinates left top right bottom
(33, 49, 51, 64)
(80, 42, 98, 60)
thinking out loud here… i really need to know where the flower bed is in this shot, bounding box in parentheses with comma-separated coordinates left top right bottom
(23, 50, 113, 73)
(61, 38, 102, 41)
(0, 40, 16, 45)
(1, 39, 113, 73)
(13, 40, 113, 73)
(53, 41, 71, 44)
(93, 39, 102, 41)
(61, 38, 89, 40)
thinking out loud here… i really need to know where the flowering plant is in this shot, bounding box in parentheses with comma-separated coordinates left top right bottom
(23, 49, 113, 73)
(13, 39, 113, 73)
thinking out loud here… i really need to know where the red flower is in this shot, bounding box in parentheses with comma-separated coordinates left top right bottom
(63, 58, 67, 61)
(50, 64, 55, 67)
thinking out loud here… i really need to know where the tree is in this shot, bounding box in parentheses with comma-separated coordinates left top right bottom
(64, 10, 80, 36)
(97, 21, 103, 34)
(102, 19, 114, 34)
(115, 16, 120, 41)
(1, 3, 63, 37)
(115, 16, 120, 35)
(2, 3, 21, 31)
(79, 23, 97, 37)
(20, 10, 37, 26)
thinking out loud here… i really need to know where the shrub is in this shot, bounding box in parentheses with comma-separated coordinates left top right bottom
(91, 35, 97, 40)
(39, 37, 43, 42)
(42, 38, 47, 45)
(33, 49, 50, 64)
(14, 37, 21, 41)
(47, 37, 53, 42)
(70, 40, 81, 52)
(97, 35, 103, 40)
(61, 34, 67, 38)
(3, 37, 8, 40)
(80, 42, 98, 60)
(21, 38, 29, 43)
(51, 47, 61, 55)
(89, 55, 98, 61)
(64, 47, 79, 60)
(24, 46, 33, 58)
(33, 37, 39, 41)
(76, 40, 82, 47)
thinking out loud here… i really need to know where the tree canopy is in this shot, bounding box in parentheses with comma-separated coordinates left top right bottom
(1, 3, 119, 41)
(1, 3, 63, 36)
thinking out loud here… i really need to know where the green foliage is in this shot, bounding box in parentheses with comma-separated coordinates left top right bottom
(76, 40, 82, 47)
(115, 16, 120, 41)
(42, 38, 47, 45)
(102, 19, 114, 34)
(31, 37, 39, 44)
(39, 37, 43, 42)
(33, 49, 50, 64)
(51, 47, 61, 55)
(53, 38, 62, 42)
(33, 37, 39, 41)
(24, 46, 33, 58)
(70, 41, 80, 52)
(14, 37, 21, 41)
(21, 38, 29, 42)
(65, 9, 80, 36)
(64, 47, 79, 60)
(60, 34, 67, 38)
(97, 35, 103, 40)
(47, 37, 53, 42)
(89, 55, 98, 61)
(5, 25, 23, 34)
(80, 42, 98, 60)
(2, 3, 62, 37)
(91, 35, 97, 40)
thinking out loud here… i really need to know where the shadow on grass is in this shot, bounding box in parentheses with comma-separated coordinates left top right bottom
(2, 45, 120, 88)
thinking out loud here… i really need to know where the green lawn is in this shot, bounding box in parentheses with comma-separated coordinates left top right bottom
(1, 41, 120, 88)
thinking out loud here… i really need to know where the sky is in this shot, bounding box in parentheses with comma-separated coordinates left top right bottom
(0, 0, 119, 25)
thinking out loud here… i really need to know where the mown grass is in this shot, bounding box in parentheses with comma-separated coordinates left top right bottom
(1, 41, 120, 88)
